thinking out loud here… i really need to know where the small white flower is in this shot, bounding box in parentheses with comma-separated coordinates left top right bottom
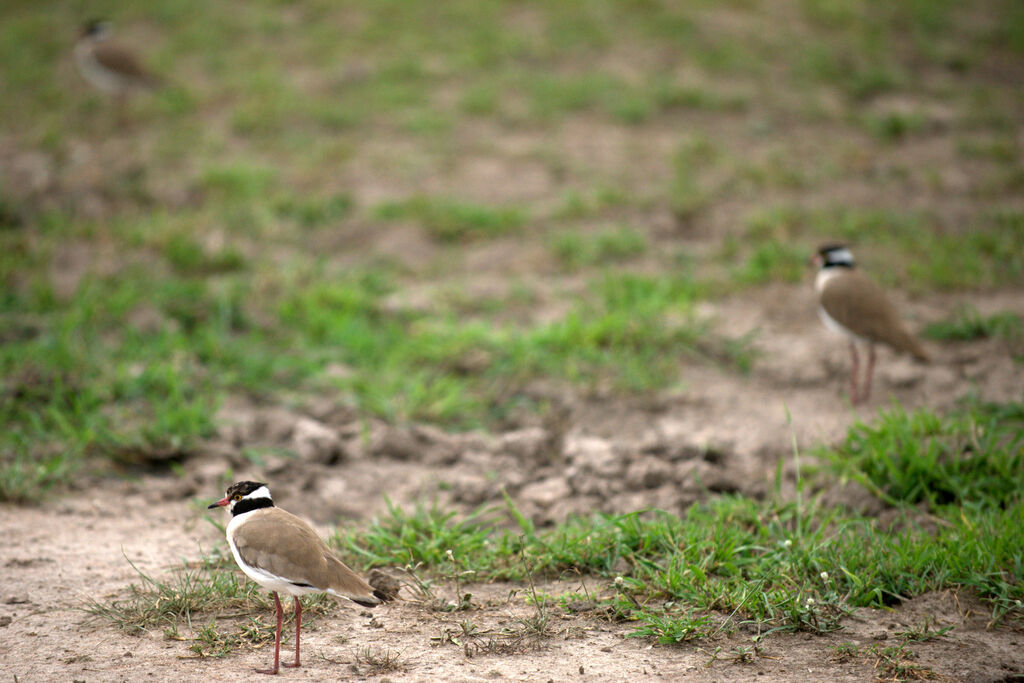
(446, 549, 455, 561)
(784, 539, 793, 548)
(806, 597, 815, 605)
(614, 576, 624, 586)
(820, 571, 829, 581)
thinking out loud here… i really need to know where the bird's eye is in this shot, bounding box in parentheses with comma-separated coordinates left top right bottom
(233, 494, 242, 501)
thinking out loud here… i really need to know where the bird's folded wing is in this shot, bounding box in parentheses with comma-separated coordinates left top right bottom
(93, 43, 158, 83)
(233, 512, 330, 586)
(233, 510, 379, 602)
(821, 273, 927, 358)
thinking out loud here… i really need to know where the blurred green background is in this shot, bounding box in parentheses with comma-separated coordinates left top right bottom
(2, 0, 1023, 500)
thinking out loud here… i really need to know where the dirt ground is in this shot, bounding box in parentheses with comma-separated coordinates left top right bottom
(3, 3, 1024, 679)
(3, 285, 1024, 682)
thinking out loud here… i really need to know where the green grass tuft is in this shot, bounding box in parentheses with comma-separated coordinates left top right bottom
(373, 196, 527, 243)
(89, 398, 1024, 652)
(924, 307, 1023, 343)
(549, 226, 648, 270)
(818, 399, 1024, 510)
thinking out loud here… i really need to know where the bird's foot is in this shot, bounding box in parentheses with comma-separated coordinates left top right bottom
(255, 667, 279, 675)
(282, 661, 301, 669)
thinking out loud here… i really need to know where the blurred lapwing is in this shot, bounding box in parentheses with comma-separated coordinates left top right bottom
(74, 19, 162, 101)
(208, 481, 387, 675)
(813, 244, 928, 404)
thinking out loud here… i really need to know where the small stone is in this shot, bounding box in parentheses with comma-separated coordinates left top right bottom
(323, 363, 355, 381)
(564, 601, 596, 613)
(563, 434, 621, 477)
(544, 495, 601, 526)
(625, 456, 674, 489)
(292, 417, 341, 464)
(452, 430, 498, 453)
(253, 408, 299, 442)
(449, 473, 496, 506)
(372, 425, 421, 461)
(189, 454, 233, 484)
(499, 428, 549, 462)
(367, 569, 403, 601)
(879, 357, 924, 388)
(518, 477, 570, 509)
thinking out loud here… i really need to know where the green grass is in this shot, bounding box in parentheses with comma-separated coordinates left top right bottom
(1, 0, 1023, 502)
(372, 196, 527, 243)
(274, 192, 354, 229)
(90, 399, 1024, 657)
(163, 235, 247, 275)
(668, 137, 716, 224)
(0, 255, 750, 500)
(924, 307, 1023, 344)
(862, 111, 928, 142)
(738, 205, 1024, 291)
(85, 550, 336, 657)
(817, 400, 1024, 509)
(548, 226, 648, 270)
(86, 552, 267, 635)
(340, 402, 1024, 637)
(733, 240, 810, 286)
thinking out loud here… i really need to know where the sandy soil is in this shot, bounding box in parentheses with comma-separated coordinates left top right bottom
(3, 285, 1023, 682)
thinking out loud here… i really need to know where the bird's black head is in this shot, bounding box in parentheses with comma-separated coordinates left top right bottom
(815, 243, 855, 269)
(208, 481, 273, 515)
(81, 19, 112, 39)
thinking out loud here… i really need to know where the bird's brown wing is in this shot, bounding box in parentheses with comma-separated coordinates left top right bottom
(233, 509, 380, 604)
(821, 271, 928, 359)
(92, 43, 160, 86)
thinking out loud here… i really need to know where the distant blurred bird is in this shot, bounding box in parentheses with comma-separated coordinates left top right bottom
(74, 19, 162, 99)
(813, 244, 928, 404)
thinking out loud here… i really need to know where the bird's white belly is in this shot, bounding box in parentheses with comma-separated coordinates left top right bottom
(817, 306, 868, 344)
(815, 269, 870, 343)
(75, 51, 128, 94)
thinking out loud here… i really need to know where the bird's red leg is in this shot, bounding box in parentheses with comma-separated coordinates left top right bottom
(282, 597, 302, 668)
(256, 592, 283, 675)
(863, 344, 876, 401)
(848, 341, 860, 404)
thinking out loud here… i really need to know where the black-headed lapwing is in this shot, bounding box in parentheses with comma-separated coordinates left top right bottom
(813, 244, 928, 404)
(74, 19, 162, 99)
(208, 481, 387, 675)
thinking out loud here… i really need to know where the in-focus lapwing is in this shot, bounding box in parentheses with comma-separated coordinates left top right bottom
(813, 244, 928, 404)
(208, 481, 387, 675)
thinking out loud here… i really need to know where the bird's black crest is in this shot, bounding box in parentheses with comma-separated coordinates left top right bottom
(225, 481, 269, 498)
(81, 19, 110, 37)
(817, 244, 855, 268)
(221, 481, 273, 515)
(817, 243, 848, 257)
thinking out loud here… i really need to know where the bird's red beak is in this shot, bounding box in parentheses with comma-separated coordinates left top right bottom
(207, 496, 230, 509)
